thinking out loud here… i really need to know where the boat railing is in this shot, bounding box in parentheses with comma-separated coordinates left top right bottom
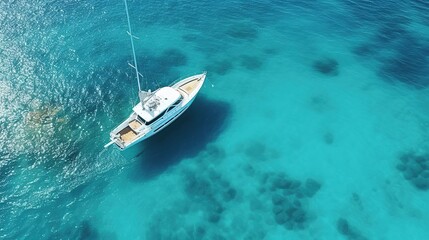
(139, 126, 151, 135)
(168, 72, 206, 87)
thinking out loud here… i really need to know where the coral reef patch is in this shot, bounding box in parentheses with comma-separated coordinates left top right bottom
(323, 132, 334, 145)
(397, 152, 429, 190)
(226, 23, 258, 40)
(205, 59, 234, 75)
(312, 57, 339, 76)
(261, 173, 322, 230)
(239, 55, 263, 70)
(336, 218, 367, 240)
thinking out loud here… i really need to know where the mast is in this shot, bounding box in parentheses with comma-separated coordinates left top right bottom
(124, 0, 142, 93)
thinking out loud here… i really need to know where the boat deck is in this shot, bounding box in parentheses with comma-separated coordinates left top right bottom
(129, 119, 142, 130)
(179, 79, 200, 95)
(119, 126, 138, 144)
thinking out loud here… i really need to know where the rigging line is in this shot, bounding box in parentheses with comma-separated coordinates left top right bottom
(124, 0, 142, 93)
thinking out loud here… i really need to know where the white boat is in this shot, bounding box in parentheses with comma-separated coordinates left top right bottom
(104, 0, 206, 150)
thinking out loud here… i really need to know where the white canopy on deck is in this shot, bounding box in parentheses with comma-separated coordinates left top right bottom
(133, 87, 181, 122)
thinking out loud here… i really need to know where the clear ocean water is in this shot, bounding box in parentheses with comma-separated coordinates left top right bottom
(1, 0, 429, 239)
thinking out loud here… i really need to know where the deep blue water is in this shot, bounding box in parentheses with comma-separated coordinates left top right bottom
(1, 0, 429, 239)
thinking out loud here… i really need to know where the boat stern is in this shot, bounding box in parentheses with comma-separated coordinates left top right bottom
(104, 114, 151, 150)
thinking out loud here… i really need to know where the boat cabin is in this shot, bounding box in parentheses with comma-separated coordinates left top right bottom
(133, 87, 181, 124)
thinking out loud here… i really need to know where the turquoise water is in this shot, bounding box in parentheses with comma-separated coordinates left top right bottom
(1, 0, 429, 239)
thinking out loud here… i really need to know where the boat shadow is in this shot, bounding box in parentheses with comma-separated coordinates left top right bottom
(124, 95, 231, 181)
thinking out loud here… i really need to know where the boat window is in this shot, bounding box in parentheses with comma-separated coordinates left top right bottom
(146, 110, 165, 125)
(167, 105, 176, 112)
(154, 115, 175, 133)
(166, 97, 182, 112)
(174, 97, 182, 105)
(137, 116, 146, 124)
(146, 96, 182, 125)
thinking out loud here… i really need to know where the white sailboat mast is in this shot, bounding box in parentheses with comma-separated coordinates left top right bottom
(124, 0, 142, 93)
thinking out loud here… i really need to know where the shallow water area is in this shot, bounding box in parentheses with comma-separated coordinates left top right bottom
(1, 0, 429, 239)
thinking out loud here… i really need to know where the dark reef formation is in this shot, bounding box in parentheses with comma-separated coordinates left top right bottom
(138, 48, 188, 88)
(309, 95, 331, 113)
(157, 48, 188, 68)
(49, 220, 103, 240)
(260, 173, 322, 230)
(348, 0, 429, 88)
(145, 145, 241, 239)
(183, 165, 237, 225)
(205, 59, 234, 75)
(336, 218, 367, 240)
(323, 132, 334, 145)
(239, 55, 263, 70)
(79, 220, 99, 240)
(397, 152, 429, 190)
(380, 36, 429, 88)
(243, 141, 279, 162)
(312, 57, 339, 76)
(226, 23, 258, 40)
(143, 139, 326, 238)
